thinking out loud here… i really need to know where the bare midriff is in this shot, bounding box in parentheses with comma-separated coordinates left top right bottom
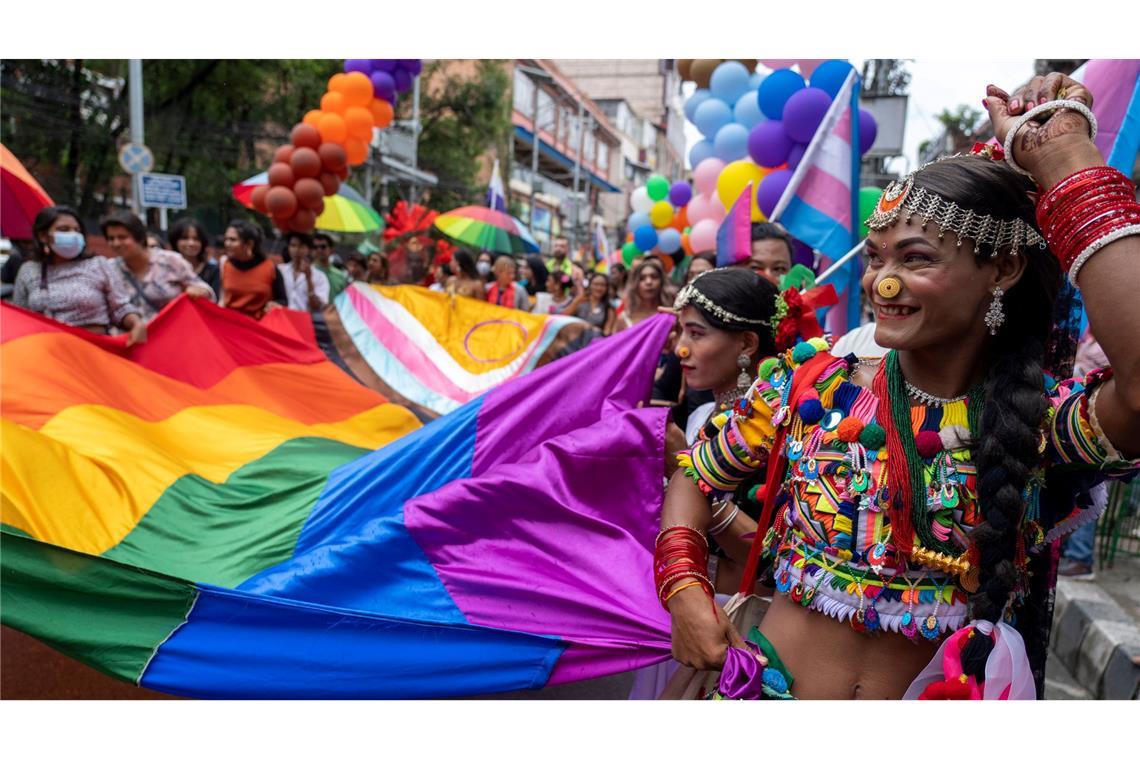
(757, 592, 938, 699)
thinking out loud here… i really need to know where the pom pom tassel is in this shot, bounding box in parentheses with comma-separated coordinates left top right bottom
(903, 621, 1036, 700)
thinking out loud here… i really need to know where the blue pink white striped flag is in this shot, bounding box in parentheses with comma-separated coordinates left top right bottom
(770, 69, 862, 335)
(715, 181, 753, 267)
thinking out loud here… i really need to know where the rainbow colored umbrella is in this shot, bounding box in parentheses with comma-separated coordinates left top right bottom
(231, 172, 383, 233)
(1, 143, 54, 240)
(433, 206, 540, 254)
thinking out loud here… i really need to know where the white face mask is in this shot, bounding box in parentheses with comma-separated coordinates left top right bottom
(50, 231, 86, 259)
(476, 261, 492, 276)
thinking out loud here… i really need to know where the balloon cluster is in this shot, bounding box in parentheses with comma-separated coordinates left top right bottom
(621, 174, 693, 267)
(251, 59, 421, 234)
(680, 59, 879, 249)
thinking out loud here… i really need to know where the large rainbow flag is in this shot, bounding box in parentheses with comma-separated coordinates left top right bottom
(1, 297, 675, 698)
(326, 283, 587, 418)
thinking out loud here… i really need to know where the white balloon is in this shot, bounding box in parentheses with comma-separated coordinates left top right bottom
(630, 186, 654, 214)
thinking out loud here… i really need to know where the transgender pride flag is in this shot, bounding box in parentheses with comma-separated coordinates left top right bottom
(770, 69, 863, 334)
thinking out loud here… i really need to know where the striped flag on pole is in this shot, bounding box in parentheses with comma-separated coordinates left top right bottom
(770, 69, 863, 335)
(715, 181, 753, 268)
(487, 159, 507, 212)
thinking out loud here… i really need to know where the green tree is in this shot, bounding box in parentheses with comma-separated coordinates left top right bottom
(405, 60, 512, 212)
(1, 59, 334, 234)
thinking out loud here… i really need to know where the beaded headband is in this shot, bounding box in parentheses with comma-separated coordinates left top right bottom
(865, 152, 1046, 257)
(674, 270, 772, 328)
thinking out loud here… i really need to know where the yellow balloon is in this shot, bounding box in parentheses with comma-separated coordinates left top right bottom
(649, 201, 674, 228)
(716, 159, 771, 222)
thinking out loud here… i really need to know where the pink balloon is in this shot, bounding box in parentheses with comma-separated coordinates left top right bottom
(796, 59, 828, 77)
(692, 157, 726, 197)
(687, 193, 726, 225)
(689, 219, 720, 254)
(760, 59, 798, 70)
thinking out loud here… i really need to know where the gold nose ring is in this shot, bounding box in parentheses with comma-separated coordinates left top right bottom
(677, 346, 691, 359)
(877, 276, 902, 299)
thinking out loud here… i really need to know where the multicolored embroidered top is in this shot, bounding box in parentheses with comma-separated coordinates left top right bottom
(678, 339, 1138, 641)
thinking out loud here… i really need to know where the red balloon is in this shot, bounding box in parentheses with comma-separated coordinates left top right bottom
(293, 177, 325, 209)
(312, 198, 325, 217)
(265, 186, 298, 218)
(268, 161, 295, 188)
(289, 208, 317, 233)
(291, 123, 322, 150)
(318, 171, 341, 196)
(250, 185, 269, 213)
(290, 147, 321, 179)
(334, 165, 349, 181)
(273, 215, 292, 232)
(273, 144, 295, 165)
(318, 142, 347, 172)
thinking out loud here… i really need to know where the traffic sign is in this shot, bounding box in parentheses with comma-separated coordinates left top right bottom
(118, 143, 154, 174)
(139, 173, 187, 209)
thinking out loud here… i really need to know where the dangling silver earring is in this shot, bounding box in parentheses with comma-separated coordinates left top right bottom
(984, 286, 1005, 335)
(737, 354, 752, 390)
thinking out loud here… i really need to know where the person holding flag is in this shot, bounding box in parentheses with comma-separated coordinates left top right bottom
(658, 69, 1140, 699)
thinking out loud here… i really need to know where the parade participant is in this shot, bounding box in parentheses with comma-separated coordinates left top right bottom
(658, 73, 1140, 700)
(13, 205, 146, 345)
(615, 257, 672, 333)
(522, 254, 549, 297)
(741, 222, 794, 286)
(475, 251, 494, 282)
(218, 220, 287, 319)
(686, 253, 716, 284)
(545, 270, 575, 315)
(169, 217, 221, 297)
(486, 255, 530, 311)
(279, 232, 330, 312)
(571, 271, 615, 334)
(103, 211, 214, 321)
(344, 252, 368, 283)
(366, 251, 390, 285)
(312, 232, 350, 300)
(447, 250, 487, 300)
(549, 235, 573, 276)
(146, 229, 168, 250)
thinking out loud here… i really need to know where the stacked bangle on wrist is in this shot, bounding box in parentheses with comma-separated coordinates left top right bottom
(1035, 166, 1140, 286)
(653, 525, 715, 611)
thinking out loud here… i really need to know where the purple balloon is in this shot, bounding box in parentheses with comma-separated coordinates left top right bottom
(782, 87, 833, 143)
(345, 59, 372, 75)
(668, 181, 692, 207)
(393, 68, 413, 93)
(370, 70, 396, 102)
(401, 59, 423, 76)
(748, 120, 794, 168)
(372, 59, 398, 73)
(786, 142, 808, 171)
(756, 169, 793, 218)
(858, 108, 878, 155)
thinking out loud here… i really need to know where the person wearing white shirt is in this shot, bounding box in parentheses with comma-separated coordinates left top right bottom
(280, 232, 330, 312)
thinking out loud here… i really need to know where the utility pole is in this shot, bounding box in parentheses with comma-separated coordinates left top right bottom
(516, 64, 554, 237)
(128, 59, 144, 216)
(408, 74, 421, 206)
(570, 98, 585, 251)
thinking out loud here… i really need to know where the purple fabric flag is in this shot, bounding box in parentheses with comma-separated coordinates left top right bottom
(716, 181, 753, 267)
(1075, 59, 1140, 175)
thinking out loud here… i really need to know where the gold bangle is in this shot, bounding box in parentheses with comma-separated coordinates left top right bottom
(663, 580, 705, 605)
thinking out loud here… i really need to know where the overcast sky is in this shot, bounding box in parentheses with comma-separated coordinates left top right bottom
(684, 59, 1037, 174)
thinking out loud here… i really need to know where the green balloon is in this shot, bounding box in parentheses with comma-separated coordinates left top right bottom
(858, 186, 883, 237)
(646, 174, 670, 202)
(622, 241, 640, 267)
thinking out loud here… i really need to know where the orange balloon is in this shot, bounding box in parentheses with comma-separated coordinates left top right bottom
(320, 91, 347, 115)
(289, 208, 317, 233)
(317, 112, 348, 144)
(303, 109, 323, 128)
(250, 185, 269, 213)
(341, 72, 374, 108)
(328, 73, 349, 94)
(344, 106, 374, 141)
(369, 98, 394, 129)
(345, 138, 369, 166)
(681, 232, 693, 256)
(671, 206, 689, 232)
(273, 144, 295, 165)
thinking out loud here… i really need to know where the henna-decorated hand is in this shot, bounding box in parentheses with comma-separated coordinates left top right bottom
(984, 72, 1103, 187)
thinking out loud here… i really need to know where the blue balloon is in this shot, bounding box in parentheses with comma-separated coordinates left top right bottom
(749, 71, 766, 90)
(809, 59, 856, 99)
(710, 61, 752, 103)
(689, 139, 715, 167)
(628, 212, 652, 232)
(684, 89, 712, 123)
(713, 123, 750, 162)
(658, 228, 682, 254)
(693, 98, 733, 139)
(757, 69, 806, 121)
(734, 90, 767, 130)
(634, 225, 659, 252)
